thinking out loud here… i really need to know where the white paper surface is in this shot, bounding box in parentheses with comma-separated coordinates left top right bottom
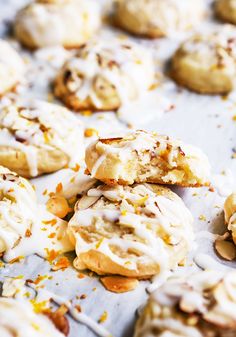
(0, 0, 236, 336)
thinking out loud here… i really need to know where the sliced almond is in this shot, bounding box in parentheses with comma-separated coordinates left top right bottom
(46, 196, 70, 219)
(215, 239, 236, 261)
(100, 276, 139, 293)
(73, 257, 87, 270)
(224, 193, 236, 223)
(44, 310, 69, 336)
(76, 195, 100, 211)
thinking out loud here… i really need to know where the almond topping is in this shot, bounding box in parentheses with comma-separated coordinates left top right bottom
(215, 239, 236, 261)
(46, 196, 70, 219)
(100, 276, 139, 293)
(44, 309, 69, 336)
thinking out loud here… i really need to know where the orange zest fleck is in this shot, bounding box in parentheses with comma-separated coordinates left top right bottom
(72, 163, 80, 172)
(56, 183, 63, 194)
(52, 257, 70, 271)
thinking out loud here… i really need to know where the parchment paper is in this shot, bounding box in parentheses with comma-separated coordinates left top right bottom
(0, 1, 236, 336)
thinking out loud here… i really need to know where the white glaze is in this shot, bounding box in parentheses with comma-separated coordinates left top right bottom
(89, 130, 211, 185)
(0, 297, 64, 337)
(0, 100, 84, 176)
(135, 270, 236, 337)
(15, 0, 101, 48)
(0, 166, 73, 261)
(69, 183, 194, 275)
(59, 38, 155, 110)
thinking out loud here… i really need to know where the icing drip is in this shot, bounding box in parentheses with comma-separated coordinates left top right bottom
(69, 183, 193, 275)
(88, 130, 211, 185)
(135, 270, 236, 337)
(60, 38, 155, 110)
(0, 167, 73, 261)
(0, 100, 84, 176)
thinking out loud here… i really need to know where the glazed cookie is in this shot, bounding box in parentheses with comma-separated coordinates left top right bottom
(0, 100, 84, 177)
(68, 183, 194, 278)
(114, 0, 205, 38)
(0, 166, 73, 260)
(14, 0, 101, 49)
(171, 26, 236, 94)
(54, 38, 155, 111)
(85, 130, 211, 187)
(215, 0, 236, 25)
(0, 39, 24, 96)
(0, 298, 66, 336)
(0, 166, 37, 255)
(224, 193, 236, 243)
(134, 270, 236, 337)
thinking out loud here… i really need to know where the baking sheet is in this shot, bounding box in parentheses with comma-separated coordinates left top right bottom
(0, 0, 236, 336)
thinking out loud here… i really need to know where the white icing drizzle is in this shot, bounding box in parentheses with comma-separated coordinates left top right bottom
(30, 286, 113, 337)
(54, 295, 112, 337)
(0, 100, 84, 176)
(15, 0, 101, 48)
(135, 270, 236, 337)
(194, 253, 230, 272)
(88, 130, 211, 185)
(0, 167, 73, 261)
(69, 183, 194, 276)
(59, 38, 155, 110)
(0, 297, 64, 337)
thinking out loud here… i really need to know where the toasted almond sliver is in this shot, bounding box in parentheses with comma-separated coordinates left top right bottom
(215, 240, 236, 261)
(101, 276, 139, 293)
(76, 195, 100, 211)
(44, 310, 70, 336)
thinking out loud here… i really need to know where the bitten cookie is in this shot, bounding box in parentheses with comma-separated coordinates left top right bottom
(68, 183, 194, 278)
(14, 0, 101, 49)
(0, 298, 66, 336)
(224, 193, 236, 243)
(134, 270, 236, 337)
(215, 0, 236, 25)
(54, 38, 155, 111)
(0, 100, 84, 177)
(0, 39, 24, 96)
(171, 25, 236, 94)
(85, 130, 211, 187)
(114, 0, 205, 38)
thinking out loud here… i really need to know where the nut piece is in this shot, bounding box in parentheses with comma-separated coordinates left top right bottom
(100, 276, 139, 293)
(44, 308, 69, 336)
(46, 196, 70, 218)
(215, 239, 236, 261)
(224, 193, 236, 223)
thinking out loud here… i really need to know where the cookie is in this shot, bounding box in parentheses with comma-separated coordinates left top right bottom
(85, 130, 211, 187)
(0, 100, 84, 177)
(224, 193, 236, 243)
(0, 297, 66, 336)
(134, 270, 236, 337)
(215, 0, 236, 25)
(14, 0, 101, 49)
(114, 0, 205, 38)
(171, 26, 236, 94)
(68, 183, 194, 278)
(0, 166, 37, 254)
(0, 39, 24, 96)
(54, 38, 155, 111)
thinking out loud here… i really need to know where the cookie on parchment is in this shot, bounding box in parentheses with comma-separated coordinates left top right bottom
(68, 183, 194, 278)
(14, 0, 101, 49)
